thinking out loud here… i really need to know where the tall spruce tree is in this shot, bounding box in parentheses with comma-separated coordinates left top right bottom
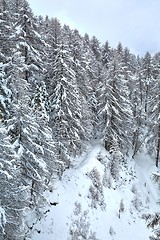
(70, 29, 93, 142)
(5, 0, 58, 216)
(146, 53, 160, 167)
(141, 52, 155, 118)
(0, 0, 13, 121)
(0, 122, 28, 240)
(48, 42, 86, 169)
(98, 45, 132, 153)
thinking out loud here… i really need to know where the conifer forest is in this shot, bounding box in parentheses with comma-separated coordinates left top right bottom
(0, 0, 160, 240)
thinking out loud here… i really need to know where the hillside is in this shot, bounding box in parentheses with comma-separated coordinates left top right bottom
(1, 1, 160, 239)
(30, 143, 159, 240)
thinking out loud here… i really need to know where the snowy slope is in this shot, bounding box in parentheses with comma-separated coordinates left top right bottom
(30, 143, 159, 240)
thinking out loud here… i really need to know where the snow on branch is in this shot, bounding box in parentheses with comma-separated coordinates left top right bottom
(0, 207, 6, 234)
(151, 171, 160, 184)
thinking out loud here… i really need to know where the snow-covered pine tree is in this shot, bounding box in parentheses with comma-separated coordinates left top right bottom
(101, 41, 112, 70)
(44, 17, 62, 101)
(98, 44, 132, 153)
(0, 0, 13, 121)
(42, 16, 62, 55)
(0, 0, 13, 62)
(12, 0, 45, 88)
(146, 53, 160, 167)
(48, 42, 85, 169)
(141, 52, 155, 119)
(69, 29, 93, 142)
(5, 0, 58, 212)
(79, 33, 95, 104)
(62, 24, 73, 49)
(120, 48, 144, 157)
(84, 36, 103, 136)
(0, 122, 28, 240)
(131, 70, 145, 158)
(90, 36, 102, 61)
(0, 63, 7, 120)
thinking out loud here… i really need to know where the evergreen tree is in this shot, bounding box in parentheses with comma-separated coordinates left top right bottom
(0, 64, 8, 120)
(146, 53, 160, 167)
(101, 41, 112, 69)
(5, 0, 58, 216)
(0, 0, 13, 121)
(131, 71, 145, 158)
(48, 42, 85, 169)
(121, 48, 144, 157)
(98, 46, 132, 153)
(0, 122, 28, 240)
(90, 36, 102, 61)
(83, 36, 103, 136)
(0, 0, 14, 61)
(70, 29, 93, 141)
(141, 52, 155, 118)
(44, 17, 62, 103)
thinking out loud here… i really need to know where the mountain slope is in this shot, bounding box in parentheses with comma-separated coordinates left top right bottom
(30, 143, 159, 240)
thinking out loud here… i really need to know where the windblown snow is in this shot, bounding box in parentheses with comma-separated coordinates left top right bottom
(30, 143, 159, 240)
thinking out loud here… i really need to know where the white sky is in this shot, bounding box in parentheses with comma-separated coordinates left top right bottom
(27, 0, 160, 56)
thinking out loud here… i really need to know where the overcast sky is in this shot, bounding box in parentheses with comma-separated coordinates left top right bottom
(27, 0, 160, 56)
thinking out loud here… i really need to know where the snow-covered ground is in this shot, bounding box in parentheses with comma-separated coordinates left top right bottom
(30, 143, 159, 240)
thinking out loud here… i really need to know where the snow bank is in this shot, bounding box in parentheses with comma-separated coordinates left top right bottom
(30, 144, 159, 240)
